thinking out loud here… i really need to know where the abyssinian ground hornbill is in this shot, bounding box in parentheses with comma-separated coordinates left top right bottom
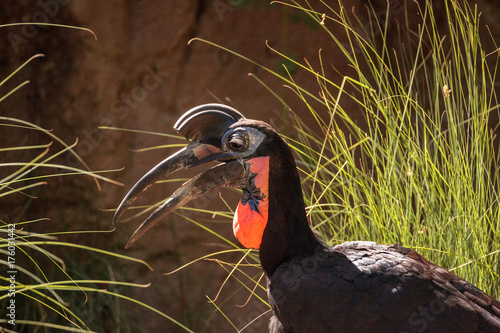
(114, 104, 500, 332)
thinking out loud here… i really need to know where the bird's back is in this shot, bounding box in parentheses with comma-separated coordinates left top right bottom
(268, 241, 500, 333)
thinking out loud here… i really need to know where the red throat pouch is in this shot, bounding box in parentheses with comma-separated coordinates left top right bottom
(233, 156, 269, 249)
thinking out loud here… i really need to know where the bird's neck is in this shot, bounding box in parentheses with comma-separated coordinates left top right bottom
(258, 150, 324, 276)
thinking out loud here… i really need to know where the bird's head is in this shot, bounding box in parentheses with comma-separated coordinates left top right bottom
(114, 104, 296, 250)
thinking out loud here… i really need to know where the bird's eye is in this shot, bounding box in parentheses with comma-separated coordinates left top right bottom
(227, 131, 248, 152)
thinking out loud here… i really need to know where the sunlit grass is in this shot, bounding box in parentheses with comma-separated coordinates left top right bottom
(280, 0, 500, 298)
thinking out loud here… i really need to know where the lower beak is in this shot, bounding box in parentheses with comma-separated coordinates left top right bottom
(113, 141, 244, 248)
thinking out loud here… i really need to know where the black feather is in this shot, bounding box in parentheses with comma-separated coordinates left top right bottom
(248, 121, 500, 332)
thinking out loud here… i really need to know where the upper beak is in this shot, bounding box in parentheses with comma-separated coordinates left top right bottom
(113, 141, 245, 248)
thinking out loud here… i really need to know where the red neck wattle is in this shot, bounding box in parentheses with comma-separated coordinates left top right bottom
(232, 156, 269, 249)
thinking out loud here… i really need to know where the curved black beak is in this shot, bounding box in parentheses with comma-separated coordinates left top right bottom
(113, 141, 230, 225)
(114, 104, 246, 248)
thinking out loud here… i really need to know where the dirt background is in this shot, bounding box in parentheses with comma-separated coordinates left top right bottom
(1, 1, 499, 332)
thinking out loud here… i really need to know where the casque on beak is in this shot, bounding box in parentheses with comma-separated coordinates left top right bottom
(113, 104, 246, 248)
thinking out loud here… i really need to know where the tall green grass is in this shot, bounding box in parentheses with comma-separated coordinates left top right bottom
(283, 0, 500, 298)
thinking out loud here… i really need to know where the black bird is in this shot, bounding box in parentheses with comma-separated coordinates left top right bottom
(114, 104, 500, 332)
